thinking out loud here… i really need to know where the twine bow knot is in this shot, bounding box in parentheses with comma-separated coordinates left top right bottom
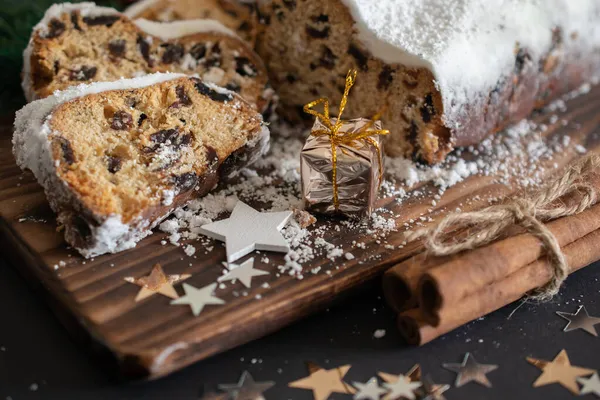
(405, 155, 600, 300)
(304, 69, 390, 211)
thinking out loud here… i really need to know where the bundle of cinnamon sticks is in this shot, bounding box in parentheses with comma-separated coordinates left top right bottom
(383, 157, 600, 345)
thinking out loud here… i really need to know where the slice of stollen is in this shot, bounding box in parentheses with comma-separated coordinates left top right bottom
(23, 2, 273, 113)
(13, 73, 270, 258)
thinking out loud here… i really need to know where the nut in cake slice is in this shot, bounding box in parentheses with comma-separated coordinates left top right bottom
(13, 73, 270, 258)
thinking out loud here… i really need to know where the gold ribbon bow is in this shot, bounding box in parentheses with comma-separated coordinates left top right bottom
(303, 69, 390, 211)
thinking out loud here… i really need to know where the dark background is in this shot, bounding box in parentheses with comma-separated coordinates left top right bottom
(0, 255, 598, 399)
(0, 1, 599, 398)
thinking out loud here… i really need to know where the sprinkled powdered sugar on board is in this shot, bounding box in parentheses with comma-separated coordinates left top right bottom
(158, 81, 597, 278)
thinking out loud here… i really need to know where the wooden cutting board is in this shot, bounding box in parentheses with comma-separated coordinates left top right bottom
(1, 85, 600, 379)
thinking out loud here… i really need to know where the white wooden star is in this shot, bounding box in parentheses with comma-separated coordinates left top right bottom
(381, 374, 422, 400)
(199, 201, 293, 263)
(218, 258, 269, 288)
(578, 373, 600, 397)
(170, 283, 225, 316)
(353, 377, 387, 400)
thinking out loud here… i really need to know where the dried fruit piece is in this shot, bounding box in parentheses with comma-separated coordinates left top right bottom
(46, 19, 66, 38)
(161, 43, 184, 64)
(69, 66, 97, 81)
(55, 137, 75, 165)
(420, 93, 436, 123)
(173, 172, 199, 192)
(137, 35, 153, 67)
(193, 79, 233, 102)
(83, 15, 120, 27)
(190, 43, 207, 60)
(235, 57, 258, 77)
(225, 81, 241, 93)
(348, 43, 368, 71)
(108, 40, 126, 58)
(106, 155, 122, 173)
(137, 113, 148, 127)
(111, 110, 133, 130)
(378, 66, 394, 90)
(170, 85, 192, 108)
(71, 13, 82, 31)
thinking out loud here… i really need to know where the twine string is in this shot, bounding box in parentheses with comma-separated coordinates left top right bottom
(404, 155, 600, 300)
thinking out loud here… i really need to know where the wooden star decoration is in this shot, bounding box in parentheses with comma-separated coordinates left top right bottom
(527, 349, 596, 394)
(443, 353, 498, 388)
(124, 263, 190, 301)
(170, 283, 225, 316)
(379, 365, 447, 400)
(218, 370, 275, 400)
(199, 201, 293, 263)
(289, 362, 355, 400)
(578, 372, 600, 397)
(352, 377, 387, 400)
(556, 305, 600, 336)
(218, 258, 269, 288)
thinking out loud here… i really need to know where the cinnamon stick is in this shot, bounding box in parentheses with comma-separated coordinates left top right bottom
(402, 227, 600, 344)
(383, 253, 446, 312)
(419, 201, 600, 323)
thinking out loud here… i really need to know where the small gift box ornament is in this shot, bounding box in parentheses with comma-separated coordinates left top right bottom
(300, 70, 389, 217)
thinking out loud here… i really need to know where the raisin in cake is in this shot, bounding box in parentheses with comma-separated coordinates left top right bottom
(23, 2, 273, 113)
(124, 0, 256, 41)
(255, 0, 600, 163)
(13, 73, 269, 258)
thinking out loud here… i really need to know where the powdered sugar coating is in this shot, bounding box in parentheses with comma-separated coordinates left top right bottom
(123, 0, 161, 18)
(134, 18, 239, 40)
(339, 0, 600, 130)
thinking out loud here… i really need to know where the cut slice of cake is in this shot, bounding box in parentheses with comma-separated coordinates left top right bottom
(13, 73, 270, 258)
(255, 0, 600, 163)
(124, 0, 256, 42)
(23, 2, 273, 113)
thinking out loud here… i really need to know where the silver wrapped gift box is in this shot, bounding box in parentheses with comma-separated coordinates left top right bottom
(300, 118, 385, 217)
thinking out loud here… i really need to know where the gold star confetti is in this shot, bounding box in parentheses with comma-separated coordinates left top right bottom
(289, 362, 355, 400)
(124, 263, 190, 301)
(556, 305, 600, 336)
(527, 349, 596, 394)
(578, 372, 600, 397)
(443, 353, 498, 388)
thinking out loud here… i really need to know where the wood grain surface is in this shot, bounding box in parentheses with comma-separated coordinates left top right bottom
(1, 85, 600, 379)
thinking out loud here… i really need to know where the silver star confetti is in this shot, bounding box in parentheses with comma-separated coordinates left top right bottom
(218, 258, 269, 288)
(556, 305, 600, 336)
(443, 353, 498, 388)
(170, 283, 225, 316)
(218, 371, 275, 400)
(199, 201, 293, 263)
(381, 374, 422, 400)
(420, 376, 450, 400)
(353, 377, 387, 400)
(578, 373, 600, 397)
